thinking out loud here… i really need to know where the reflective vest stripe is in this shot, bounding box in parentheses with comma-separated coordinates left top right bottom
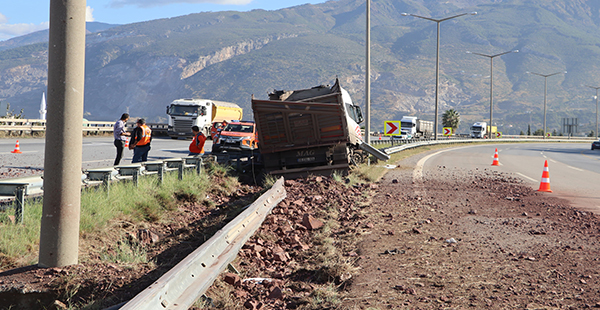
(137, 125, 152, 146)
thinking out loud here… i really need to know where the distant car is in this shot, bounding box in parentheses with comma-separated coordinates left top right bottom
(592, 140, 600, 150)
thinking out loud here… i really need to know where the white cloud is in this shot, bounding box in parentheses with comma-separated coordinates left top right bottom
(86, 6, 95, 22)
(110, 0, 252, 9)
(0, 12, 49, 41)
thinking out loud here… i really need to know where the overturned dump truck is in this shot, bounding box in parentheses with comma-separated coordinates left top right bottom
(252, 78, 389, 178)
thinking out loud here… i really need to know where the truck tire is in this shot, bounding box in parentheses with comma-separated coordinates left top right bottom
(349, 149, 365, 166)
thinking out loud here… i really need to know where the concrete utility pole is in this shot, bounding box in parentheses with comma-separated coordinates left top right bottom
(38, 0, 86, 267)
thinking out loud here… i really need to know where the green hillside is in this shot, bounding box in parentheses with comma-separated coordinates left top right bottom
(2, 0, 600, 135)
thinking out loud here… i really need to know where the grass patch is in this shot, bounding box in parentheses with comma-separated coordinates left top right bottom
(0, 161, 238, 269)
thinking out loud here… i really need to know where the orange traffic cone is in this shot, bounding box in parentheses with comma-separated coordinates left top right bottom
(124, 139, 129, 148)
(11, 140, 22, 154)
(537, 160, 553, 193)
(379, 133, 382, 140)
(491, 148, 500, 166)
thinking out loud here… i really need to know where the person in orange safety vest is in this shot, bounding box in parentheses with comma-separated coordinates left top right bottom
(129, 118, 152, 163)
(189, 125, 206, 155)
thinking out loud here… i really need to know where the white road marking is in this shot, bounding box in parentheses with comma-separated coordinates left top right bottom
(83, 159, 114, 164)
(515, 172, 537, 183)
(566, 165, 584, 172)
(413, 147, 470, 182)
(0, 151, 37, 154)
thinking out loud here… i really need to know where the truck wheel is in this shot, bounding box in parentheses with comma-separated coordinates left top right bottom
(350, 152, 362, 166)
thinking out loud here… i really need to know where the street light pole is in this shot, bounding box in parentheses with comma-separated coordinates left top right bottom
(527, 71, 566, 138)
(402, 12, 477, 140)
(467, 50, 518, 138)
(586, 85, 600, 139)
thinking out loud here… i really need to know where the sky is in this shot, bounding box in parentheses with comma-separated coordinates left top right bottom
(0, 0, 327, 41)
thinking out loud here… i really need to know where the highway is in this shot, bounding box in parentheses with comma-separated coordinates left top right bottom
(2, 138, 599, 212)
(0, 136, 214, 172)
(421, 142, 600, 213)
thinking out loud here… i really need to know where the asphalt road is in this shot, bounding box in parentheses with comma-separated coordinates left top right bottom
(0, 136, 213, 171)
(2, 138, 599, 212)
(421, 142, 600, 213)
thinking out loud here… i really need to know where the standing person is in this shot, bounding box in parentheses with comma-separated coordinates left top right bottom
(189, 125, 207, 155)
(129, 118, 152, 163)
(113, 113, 130, 165)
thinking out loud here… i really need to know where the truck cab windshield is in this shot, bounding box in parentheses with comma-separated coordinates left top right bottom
(169, 105, 200, 116)
(345, 103, 364, 124)
(401, 121, 415, 128)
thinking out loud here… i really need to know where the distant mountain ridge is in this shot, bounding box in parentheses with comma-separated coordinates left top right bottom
(0, 22, 119, 52)
(1, 0, 600, 135)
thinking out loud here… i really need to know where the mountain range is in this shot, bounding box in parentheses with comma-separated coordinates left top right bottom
(1, 0, 600, 135)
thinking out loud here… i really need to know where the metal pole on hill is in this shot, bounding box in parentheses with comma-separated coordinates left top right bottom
(527, 70, 566, 138)
(585, 85, 599, 139)
(467, 50, 518, 139)
(402, 12, 477, 140)
(365, 0, 371, 146)
(38, 0, 86, 267)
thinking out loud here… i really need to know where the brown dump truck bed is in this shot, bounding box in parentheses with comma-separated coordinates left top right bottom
(251, 92, 350, 155)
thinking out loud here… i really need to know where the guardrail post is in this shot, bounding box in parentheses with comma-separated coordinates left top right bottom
(178, 162, 184, 180)
(158, 164, 164, 184)
(133, 169, 140, 187)
(103, 173, 110, 196)
(196, 157, 202, 175)
(14, 185, 26, 224)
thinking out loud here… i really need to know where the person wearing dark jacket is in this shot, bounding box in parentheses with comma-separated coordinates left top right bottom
(113, 113, 130, 165)
(129, 118, 152, 163)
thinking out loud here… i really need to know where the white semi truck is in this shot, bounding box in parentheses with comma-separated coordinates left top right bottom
(166, 99, 243, 139)
(400, 116, 434, 139)
(470, 122, 487, 138)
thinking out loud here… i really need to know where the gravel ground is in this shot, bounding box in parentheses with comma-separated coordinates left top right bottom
(1, 149, 600, 309)
(341, 150, 600, 309)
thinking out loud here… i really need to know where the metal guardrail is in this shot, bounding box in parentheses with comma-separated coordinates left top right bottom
(0, 155, 206, 222)
(113, 177, 286, 310)
(381, 137, 593, 155)
(0, 119, 168, 135)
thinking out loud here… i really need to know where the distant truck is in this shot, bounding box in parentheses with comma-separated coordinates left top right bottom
(400, 116, 434, 139)
(252, 78, 389, 177)
(470, 122, 497, 138)
(166, 99, 243, 139)
(470, 122, 487, 138)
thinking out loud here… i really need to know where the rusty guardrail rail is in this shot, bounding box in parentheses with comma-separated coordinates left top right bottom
(107, 177, 286, 310)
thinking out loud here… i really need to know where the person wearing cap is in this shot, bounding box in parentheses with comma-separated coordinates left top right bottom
(189, 125, 207, 155)
(129, 118, 152, 163)
(113, 113, 130, 165)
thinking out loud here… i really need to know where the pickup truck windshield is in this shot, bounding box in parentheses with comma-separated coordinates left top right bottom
(224, 124, 254, 133)
(169, 105, 200, 116)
